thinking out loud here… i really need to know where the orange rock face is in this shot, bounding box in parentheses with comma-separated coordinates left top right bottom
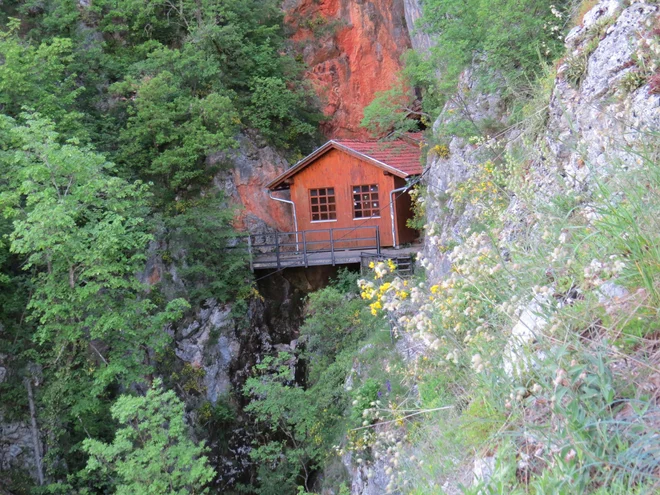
(286, 0, 412, 139)
(215, 2, 415, 236)
(210, 133, 295, 235)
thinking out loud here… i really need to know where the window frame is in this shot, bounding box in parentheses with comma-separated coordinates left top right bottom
(308, 187, 337, 222)
(352, 184, 381, 220)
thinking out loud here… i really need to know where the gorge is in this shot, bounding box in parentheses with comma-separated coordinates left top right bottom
(1, 0, 660, 494)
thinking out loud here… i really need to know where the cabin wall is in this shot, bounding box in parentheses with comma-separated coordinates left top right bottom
(393, 176, 419, 246)
(289, 148, 397, 247)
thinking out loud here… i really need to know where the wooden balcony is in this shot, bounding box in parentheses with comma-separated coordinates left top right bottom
(245, 226, 419, 271)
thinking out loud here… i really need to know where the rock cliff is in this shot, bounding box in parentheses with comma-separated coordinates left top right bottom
(210, 131, 294, 235)
(343, 1, 660, 492)
(402, 0, 433, 52)
(423, 0, 660, 284)
(285, 0, 412, 138)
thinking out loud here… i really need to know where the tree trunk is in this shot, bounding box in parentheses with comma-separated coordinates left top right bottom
(25, 378, 45, 486)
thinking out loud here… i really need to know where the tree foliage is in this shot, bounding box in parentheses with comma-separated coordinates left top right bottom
(243, 354, 329, 495)
(0, 20, 85, 138)
(1, 115, 187, 391)
(114, 58, 239, 196)
(0, 0, 319, 492)
(84, 379, 216, 494)
(362, 0, 570, 136)
(0, 0, 322, 488)
(420, 0, 568, 88)
(360, 84, 423, 138)
(163, 194, 250, 307)
(0, 115, 190, 487)
(243, 277, 381, 494)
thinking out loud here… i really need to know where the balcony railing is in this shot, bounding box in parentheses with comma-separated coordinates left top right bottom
(247, 226, 381, 270)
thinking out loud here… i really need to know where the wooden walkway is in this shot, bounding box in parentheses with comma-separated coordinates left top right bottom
(247, 226, 420, 271)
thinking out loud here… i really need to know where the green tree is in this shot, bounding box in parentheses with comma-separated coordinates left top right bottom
(163, 193, 250, 307)
(362, 0, 569, 136)
(300, 287, 374, 374)
(420, 0, 567, 90)
(243, 277, 383, 494)
(0, 19, 85, 138)
(84, 379, 216, 494)
(248, 76, 320, 149)
(114, 61, 239, 197)
(243, 354, 326, 495)
(2, 115, 186, 390)
(0, 114, 188, 484)
(360, 83, 423, 138)
(0, 0, 323, 490)
(9, 0, 321, 196)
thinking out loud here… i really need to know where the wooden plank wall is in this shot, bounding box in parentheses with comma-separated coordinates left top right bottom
(289, 148, 418, 248)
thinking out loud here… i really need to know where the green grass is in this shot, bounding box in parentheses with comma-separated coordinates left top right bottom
(349, 123, 660, 493)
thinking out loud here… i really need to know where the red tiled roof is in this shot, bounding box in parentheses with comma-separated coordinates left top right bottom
(267, 134, 424, 190)
(333, 137, 424, 176)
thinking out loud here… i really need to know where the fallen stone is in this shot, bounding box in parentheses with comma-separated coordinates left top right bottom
(503, 296, 553, 377)
(597, 281, 629, 303)
(473, 456, 496, 486)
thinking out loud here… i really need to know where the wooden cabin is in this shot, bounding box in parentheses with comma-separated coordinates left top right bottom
(266, 134, 423, 249)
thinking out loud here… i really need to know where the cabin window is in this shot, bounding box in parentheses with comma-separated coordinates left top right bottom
(352, 184, 380, 219)
(309, 188, 337, 221)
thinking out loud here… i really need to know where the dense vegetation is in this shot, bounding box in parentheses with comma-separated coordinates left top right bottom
(2, 0, 659, 494)
(251, 1, 660, 494)
(0, 0, 320, 493)
(243, 270, 388, 494)
(362, 0, 570, 137)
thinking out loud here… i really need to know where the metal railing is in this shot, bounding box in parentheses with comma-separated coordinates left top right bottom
(247, 226, 381, 270)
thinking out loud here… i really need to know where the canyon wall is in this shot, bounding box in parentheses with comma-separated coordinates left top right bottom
(285, 0, 412, 138)
(343, 1, 660, 492)
(402, 0, 433, 52)
(423, 0, 660, 284)
(210, 131, 294, 235)
(222, 0, 428, 231)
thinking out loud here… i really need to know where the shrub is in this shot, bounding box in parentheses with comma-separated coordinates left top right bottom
(420, 0, 569, 96)
(300, 287, 375, 371)
(564, 53, 589, 87)
(619, 69, 647, 94)
(83, 380, 215, 494)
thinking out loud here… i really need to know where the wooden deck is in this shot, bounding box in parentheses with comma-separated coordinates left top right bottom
(251, 246, 420, 270)
(247, 226, 420, 271)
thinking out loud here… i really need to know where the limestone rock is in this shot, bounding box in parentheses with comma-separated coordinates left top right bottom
(284, 0, 412, 138)
(0, 414, 35, 475)
(473, 456, 496, 486)
(0, 354, 6, 385)
(424, 66, 508, 283)
(403, 0, 434, 53)
(597, 281, 629, 303)
(423, 0, 660, 283)
(341, 437, 400, 495)
(546, 1, 660, 191)
(503, 296, 552, 377)
(175, 300, 237, 404)
(210, 131, 294, 235)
